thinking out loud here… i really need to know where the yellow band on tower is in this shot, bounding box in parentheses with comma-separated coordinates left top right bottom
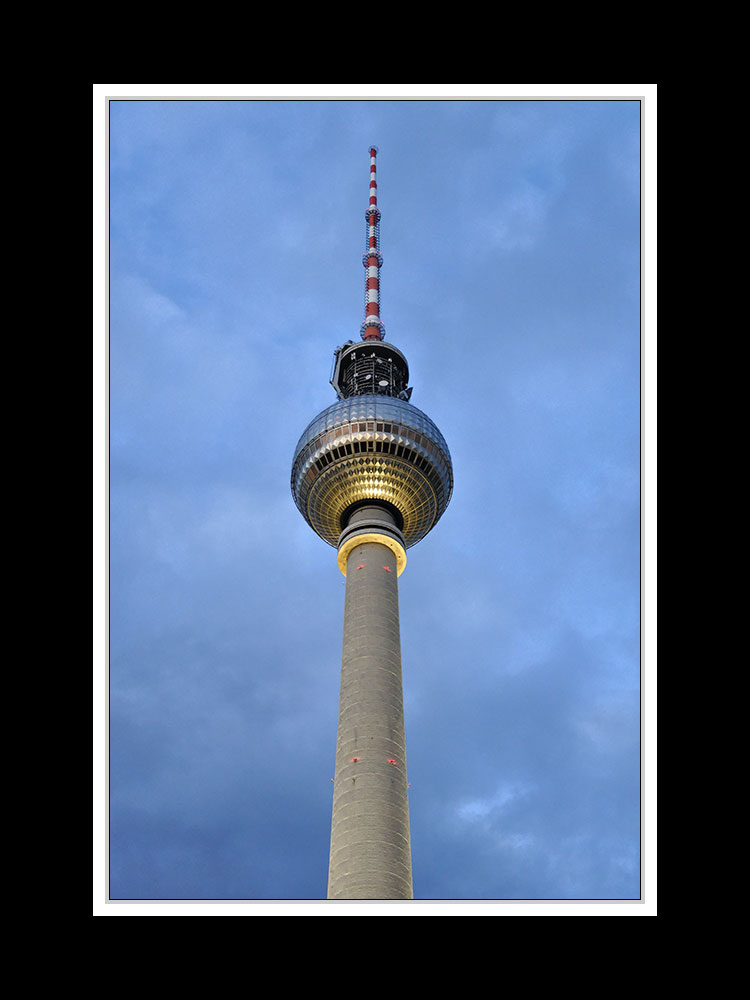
(337, 532, 407, 577)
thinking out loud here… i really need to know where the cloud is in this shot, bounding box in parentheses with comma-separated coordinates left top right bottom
(456, 780, 536, 825)
(481, 180, 551, 252)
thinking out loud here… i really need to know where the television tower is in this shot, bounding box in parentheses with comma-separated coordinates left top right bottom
(291, 147, 453, 899)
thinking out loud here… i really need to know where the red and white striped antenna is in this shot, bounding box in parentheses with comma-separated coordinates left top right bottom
(361, 145, 385, 342)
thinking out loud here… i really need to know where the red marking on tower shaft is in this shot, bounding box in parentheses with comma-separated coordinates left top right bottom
(362, 146, 385, 342)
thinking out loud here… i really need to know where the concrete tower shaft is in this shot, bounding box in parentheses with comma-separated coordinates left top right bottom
(328, 507, 412, 899)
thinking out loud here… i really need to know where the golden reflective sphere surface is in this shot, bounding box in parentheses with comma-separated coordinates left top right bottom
(291, 395, 453, 548)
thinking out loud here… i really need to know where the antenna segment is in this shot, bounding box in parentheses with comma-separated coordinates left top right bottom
(330, 146, 412, 402)
(361, 146, 385, 341)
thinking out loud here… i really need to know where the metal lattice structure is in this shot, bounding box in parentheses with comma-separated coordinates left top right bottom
(330, 341, 409, 400)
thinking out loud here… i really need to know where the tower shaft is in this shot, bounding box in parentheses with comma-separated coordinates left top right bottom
(327, 507, 413, 899)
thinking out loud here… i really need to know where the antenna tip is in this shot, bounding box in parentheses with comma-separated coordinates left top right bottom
(369, 145, 379, 155)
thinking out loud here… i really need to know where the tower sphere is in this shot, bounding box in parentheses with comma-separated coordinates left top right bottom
(291, 391, 453, 551)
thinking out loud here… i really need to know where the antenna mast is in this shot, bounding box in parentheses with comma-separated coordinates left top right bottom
(361, 145, 385, 342)
(330, 146, 412, 401)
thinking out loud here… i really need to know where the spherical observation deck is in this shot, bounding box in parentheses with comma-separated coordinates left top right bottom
(291, 394, 453, 550)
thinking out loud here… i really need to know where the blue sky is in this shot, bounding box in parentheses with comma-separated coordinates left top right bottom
(98, 86, 654, 914)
